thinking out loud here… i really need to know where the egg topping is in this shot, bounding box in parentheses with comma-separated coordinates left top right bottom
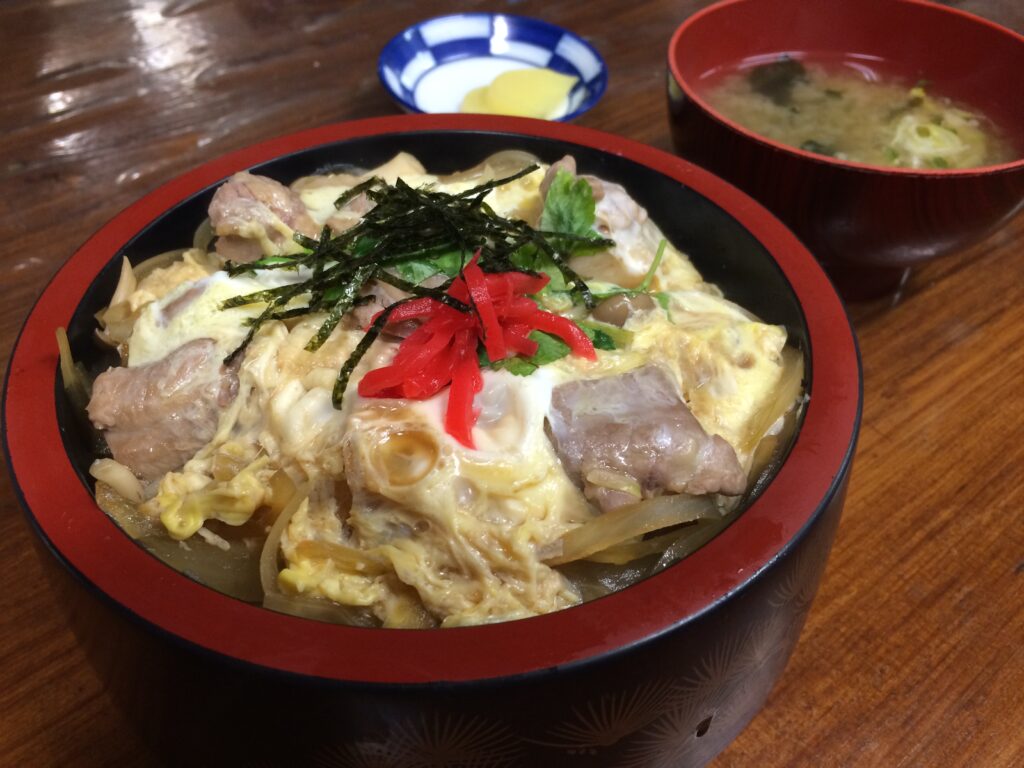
(90, 154, 797, 628)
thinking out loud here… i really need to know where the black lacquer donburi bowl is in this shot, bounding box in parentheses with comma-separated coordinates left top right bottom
(4, 114, 860, 767)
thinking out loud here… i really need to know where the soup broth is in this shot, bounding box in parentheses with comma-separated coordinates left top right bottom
(704, 56, 1016, 169)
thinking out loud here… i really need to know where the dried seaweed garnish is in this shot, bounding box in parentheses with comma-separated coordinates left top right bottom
(219, 164, 614, 404)
(334, 177, 381, 209)
(331, 300, 405, 408)
(304, 263, 376, 352)
(223, 279, 312, 365)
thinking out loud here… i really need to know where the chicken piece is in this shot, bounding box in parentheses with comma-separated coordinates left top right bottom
(539, 154, 608, 204)
(592, 178, 648, 235)
(539, 156, 669, 289)
(213, 236, 263, 264)
(208, 172, 319, 263)
(539, 155, 578, 199)
(547, 365, 746, 512)
(567, 177, 663, 289)
(87, 339, 238, 480)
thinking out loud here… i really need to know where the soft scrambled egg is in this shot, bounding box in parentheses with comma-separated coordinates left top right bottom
(100, 154, 794, 628)
(129, 270, 287, 367)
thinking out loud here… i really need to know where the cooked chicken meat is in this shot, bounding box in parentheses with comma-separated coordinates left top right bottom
(540, 155, 703, 290)
(547, 365, 747, 512)
(208, 172, 319, 262)
(87, 339, 238, 480)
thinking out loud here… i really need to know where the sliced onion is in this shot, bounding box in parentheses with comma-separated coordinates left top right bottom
(55, 327, 91, 413)
(267, 469, 299, 515)
(131, 247, 188, 281)
(258, 483, 308, 597)
(740, 347, 805, 455)
(192, 217, 214, 252)
(94, 480, 158, 540)
(585, 468, 642, 499)
(545, 493, 719, 566)
(108, 256, 137, 307)
(558, 560, 651, 603)
(262, 590, 377, 627)
(90, 458, 144, 503)
(94, 301, 136, 350)
(583, 527, 691, 565)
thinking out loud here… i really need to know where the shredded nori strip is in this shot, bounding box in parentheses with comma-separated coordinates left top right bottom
(305, 263, 377, 352)
(331, 300, 405, 408)
(223, 282, 308, 364)
(455, 164, 538, 200)
(334, 177, 382, 209)
(529, 230, 595, 308)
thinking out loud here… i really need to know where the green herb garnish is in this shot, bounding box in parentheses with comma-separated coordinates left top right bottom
(479, 322, 621, 377)
(588, 238, 669, 310)
(638, 239, 667, 293)
(483, 330, 572, 376)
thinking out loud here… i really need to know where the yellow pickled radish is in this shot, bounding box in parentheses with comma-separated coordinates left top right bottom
(486, 69, 577, 117)
(460, 85, 494, 114)
(460, 68, 578, 119)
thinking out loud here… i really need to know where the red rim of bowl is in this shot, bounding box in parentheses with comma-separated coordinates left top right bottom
(667, 0, 1024, 177)
(3, 114, 860, 685)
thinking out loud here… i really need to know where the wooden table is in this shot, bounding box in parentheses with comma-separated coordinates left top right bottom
(1, 1, 1021, 766)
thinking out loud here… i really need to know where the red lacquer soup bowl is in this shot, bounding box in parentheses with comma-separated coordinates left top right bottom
(4, 114, 860, 767)
(668, 0, 1024, 300)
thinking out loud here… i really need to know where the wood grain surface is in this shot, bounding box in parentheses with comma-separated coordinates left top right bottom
(1, 1, 1021, 766)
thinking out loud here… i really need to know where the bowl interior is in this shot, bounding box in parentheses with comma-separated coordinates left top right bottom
(61, 129, 808, 493)
(7, 116, 861, 683)
(670, 0, 1024, 159)
(378, 14, 607, 120)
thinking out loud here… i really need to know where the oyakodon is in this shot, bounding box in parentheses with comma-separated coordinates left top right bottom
(68, 151, 803, 628)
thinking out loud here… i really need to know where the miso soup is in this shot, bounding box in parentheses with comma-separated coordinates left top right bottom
(704, 56, 1016, 169)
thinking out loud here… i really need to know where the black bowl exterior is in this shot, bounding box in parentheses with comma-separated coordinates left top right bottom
(40, 467, 849, 768)
(6, 115, 861, 767)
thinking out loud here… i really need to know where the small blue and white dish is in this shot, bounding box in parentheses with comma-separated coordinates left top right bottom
(378, 13, 607, 121)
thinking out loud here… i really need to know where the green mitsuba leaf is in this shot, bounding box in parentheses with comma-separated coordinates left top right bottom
(479, 331, 572, 376)
(540, 169, 598, 237)
(390, 251, 465, 284)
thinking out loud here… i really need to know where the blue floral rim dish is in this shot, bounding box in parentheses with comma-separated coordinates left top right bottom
(378, 13, 608, 121)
